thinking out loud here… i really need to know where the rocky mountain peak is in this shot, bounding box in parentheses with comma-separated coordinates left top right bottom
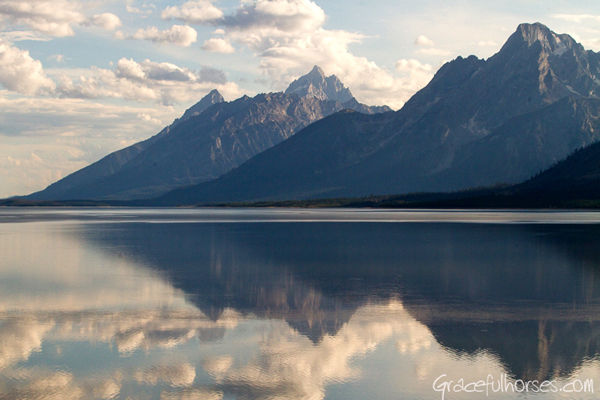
(500, 22, 580, 57)
(180, 89, 225, 121)
(516, 22, 554, 46)
(475, 21, 600, 109)
(285, 65, 354, 103)
(205, 89, 224, 102)
(306, 65, 326, 79)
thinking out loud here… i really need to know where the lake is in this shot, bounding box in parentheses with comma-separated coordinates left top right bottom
(2, 208, 600, 399)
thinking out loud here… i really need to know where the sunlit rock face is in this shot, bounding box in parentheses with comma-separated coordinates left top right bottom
(285, 65, 354, 103)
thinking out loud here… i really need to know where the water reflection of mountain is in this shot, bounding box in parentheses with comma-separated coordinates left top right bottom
(80, 223, 372, 342)
(79, 220, 600, 380)
(426, 320, 600, 383)
(401, 224, 600, 383)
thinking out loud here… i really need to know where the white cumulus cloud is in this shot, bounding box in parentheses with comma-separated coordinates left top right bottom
(222, 0, 325, 34)
(137, 112, 162, 125)
(0, 0, 86, 37)
(129, 25, 198, 46)
(116, 58, 198, 82)
(0, 40, 55, 95)
(56, 58, 242, 105)
(477, 40, 497, 47)
(0, 30, 52, 42)
(126, 0, 153, 15)
(202, 37, 235, 53)
(581, 37, 600, 51)
(414, 35, 434, 46)
(394, 59, 435, 96)
(48, 54, 65, 63)
(161, 0, 223, 24)
(87, 13, 122, 31)
(395, 59, 433, 73)
(210, 0, 433, 109)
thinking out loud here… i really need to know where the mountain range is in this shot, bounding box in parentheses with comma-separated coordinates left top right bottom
(155, 23, 600, 205)
(28, 66, 390, 201)
(23, 22, 600, 206)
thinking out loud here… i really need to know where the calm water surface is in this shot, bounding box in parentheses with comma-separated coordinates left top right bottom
(2, 208, 600, 399)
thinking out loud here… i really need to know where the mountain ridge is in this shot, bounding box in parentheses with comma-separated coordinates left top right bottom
(26, 68, 390, 201)
(152, 22, 600, 205)
(27, 89, 225, 200)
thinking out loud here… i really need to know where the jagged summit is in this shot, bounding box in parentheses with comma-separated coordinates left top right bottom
(285, 65, 354, 103)
(306, 65, 325, 79)
(499, 22, 581, 57)
(484, 22, 600, 106)
(180, 89, 224, 121)
(514, 22, 578, 50)
(517, 22, 555, 46)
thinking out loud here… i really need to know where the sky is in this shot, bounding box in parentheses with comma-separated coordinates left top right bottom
(1, 0, 600, 198)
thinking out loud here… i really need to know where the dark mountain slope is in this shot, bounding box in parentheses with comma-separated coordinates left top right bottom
(525, 141, 600, 187)
(401, 140, 600, 209)
(428, 96, 600, 190)
(27, 90, 225, 200)
(155, 110, 395, 204)
(506, 138, 600, 205)
(377, 138, 600, 209)
(62, 94, 344, 200)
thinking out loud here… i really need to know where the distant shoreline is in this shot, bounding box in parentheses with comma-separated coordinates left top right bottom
(3, 188, 600, 210)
